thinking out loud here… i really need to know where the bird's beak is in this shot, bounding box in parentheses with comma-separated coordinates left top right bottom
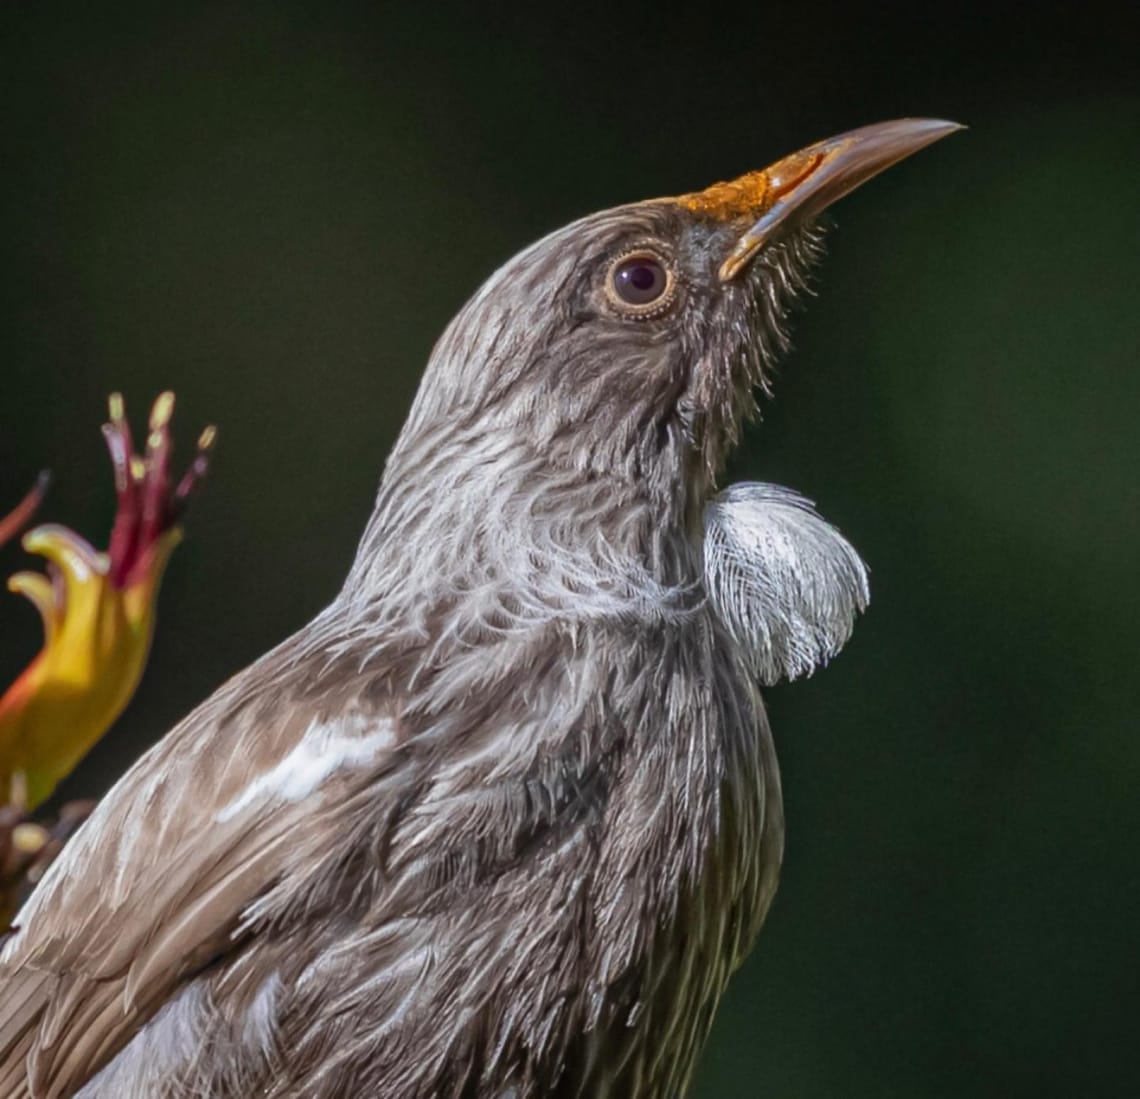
(677, 119, 963, 282)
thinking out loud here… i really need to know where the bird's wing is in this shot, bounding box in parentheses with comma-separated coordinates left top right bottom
(0, 639, 398, 1098)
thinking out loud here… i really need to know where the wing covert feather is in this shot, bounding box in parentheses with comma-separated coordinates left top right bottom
(0, 649, 397, 1096)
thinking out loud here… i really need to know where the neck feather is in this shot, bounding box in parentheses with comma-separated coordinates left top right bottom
(336, 420, 704, 653)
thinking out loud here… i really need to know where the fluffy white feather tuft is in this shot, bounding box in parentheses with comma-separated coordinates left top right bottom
(703, 483, 870, 684)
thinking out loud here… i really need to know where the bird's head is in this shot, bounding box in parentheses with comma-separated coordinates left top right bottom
(352, 120, 959, 675)
(392, 119, 960, 520)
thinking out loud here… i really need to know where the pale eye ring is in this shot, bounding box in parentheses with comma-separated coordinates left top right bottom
(605, 250, 677, 317)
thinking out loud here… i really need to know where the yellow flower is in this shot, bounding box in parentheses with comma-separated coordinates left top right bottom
(0, 393, 214, 811)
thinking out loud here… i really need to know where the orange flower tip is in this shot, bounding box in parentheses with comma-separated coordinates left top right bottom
(149, 391, 176, 432)
(0, 473, 51, 549)
(130, 456, 147, 483)
(107, 392, 126, 423)
(198, 425, 218, 451)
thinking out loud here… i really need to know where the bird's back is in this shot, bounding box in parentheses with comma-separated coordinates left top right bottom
(0, 607, 778, 1098)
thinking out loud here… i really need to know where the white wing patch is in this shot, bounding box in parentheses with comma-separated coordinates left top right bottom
(76, 972, 284, 1098)
(703, 482, 870, 684)
(75, 980, 212, 1098)
(239, 971, 283, 1054)
(216, 714, 396, 822)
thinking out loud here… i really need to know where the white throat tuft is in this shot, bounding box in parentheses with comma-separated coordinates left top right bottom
(703, 483, 870, 684)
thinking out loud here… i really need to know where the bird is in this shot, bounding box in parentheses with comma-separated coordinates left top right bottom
(0, 117, 959, 1098)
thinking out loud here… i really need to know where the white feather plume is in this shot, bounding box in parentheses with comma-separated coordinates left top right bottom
(703, 483, 870, 685)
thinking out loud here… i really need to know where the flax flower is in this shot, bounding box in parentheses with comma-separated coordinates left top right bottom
(0, 393, 214, 811)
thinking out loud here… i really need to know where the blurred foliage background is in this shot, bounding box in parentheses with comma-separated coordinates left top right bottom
(1, 2, 1136, 1095)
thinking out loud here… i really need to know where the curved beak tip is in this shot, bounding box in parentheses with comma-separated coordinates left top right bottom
(718, 117, 965, 281)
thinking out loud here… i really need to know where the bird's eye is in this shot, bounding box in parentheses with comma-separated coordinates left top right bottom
(605, 251, 676, 317)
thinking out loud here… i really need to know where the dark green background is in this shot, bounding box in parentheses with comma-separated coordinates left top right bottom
(1, 3, 1136, 1095)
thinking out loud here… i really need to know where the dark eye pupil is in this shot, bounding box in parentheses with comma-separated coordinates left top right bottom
(612, 256, 668, 306)
(628, 264, 658, 291)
